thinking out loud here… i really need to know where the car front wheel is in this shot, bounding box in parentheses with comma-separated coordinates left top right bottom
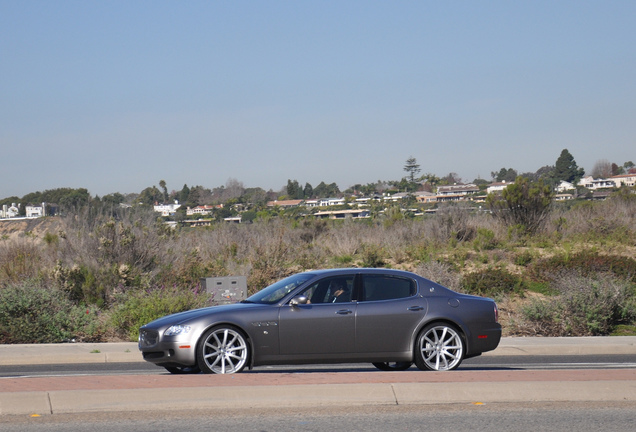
(197, 326, 249, 374)
(414, 322, 464, 371)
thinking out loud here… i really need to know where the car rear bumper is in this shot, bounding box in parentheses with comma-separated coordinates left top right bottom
(467, 323, 502, 355)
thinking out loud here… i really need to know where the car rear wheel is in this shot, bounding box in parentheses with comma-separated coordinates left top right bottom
(197, 326, 249, 374)
(414, 322, 464, 371)
(164, 365, 201, 374)
(372, 361, 412, 371)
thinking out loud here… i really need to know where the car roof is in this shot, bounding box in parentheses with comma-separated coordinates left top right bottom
(303, 268, 419, 278)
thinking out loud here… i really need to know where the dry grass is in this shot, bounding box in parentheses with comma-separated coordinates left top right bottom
(1, 195, 634, 338)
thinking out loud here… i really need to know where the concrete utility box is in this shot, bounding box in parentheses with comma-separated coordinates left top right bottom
(201, 276, 247, 304)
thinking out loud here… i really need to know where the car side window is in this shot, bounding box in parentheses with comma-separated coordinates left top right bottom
(300, 276, 355, 304)
(361, 274, 416, 302)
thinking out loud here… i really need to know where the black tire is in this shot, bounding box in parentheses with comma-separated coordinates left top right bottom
(164, 365, 201, 374)
(414, 322, 464, 371)
(197, 325, 250, 374)
(372, 361, 412, 371)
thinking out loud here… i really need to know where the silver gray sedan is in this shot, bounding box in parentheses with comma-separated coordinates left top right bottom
(139, 268, 501, 374)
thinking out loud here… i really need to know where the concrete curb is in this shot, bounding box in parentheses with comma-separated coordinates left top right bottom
(2, 337, 636, 366)
(0, 342, 139, 366)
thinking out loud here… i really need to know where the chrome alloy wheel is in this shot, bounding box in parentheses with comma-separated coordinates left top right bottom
(198, 326, 249, 374)
(416, 323, 464, 371)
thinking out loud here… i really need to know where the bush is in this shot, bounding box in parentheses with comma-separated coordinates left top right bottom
(530, 252, 636, 283)
(487, 176, 553, 235)
(108, 285, 212, 341)
(415, 261, 462, 292)
(0, 240, 42, 284)
(461, 268, 525, 298)
(359, 244, 387, 268)
(0, 281, 102, 343)
(514, 250, 535, 267)
(473, 228, 498, 251)
(516, 272, 636, 336)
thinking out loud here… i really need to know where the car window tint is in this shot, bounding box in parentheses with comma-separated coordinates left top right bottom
(246, 273, 315, 304)
(301, 276, 355, 304)
(361, 274, 416, 301)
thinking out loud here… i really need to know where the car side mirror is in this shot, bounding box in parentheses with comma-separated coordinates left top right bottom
(290, 295, 308, 306)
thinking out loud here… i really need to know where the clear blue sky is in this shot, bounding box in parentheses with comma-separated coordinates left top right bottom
(2, 1, 634, 198)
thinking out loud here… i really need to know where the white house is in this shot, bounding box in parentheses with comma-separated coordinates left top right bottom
(487, 181, 513, 194)
(610, 174, 636, 188)
(153, 201, 181, 216)
(437, 184, 479, 196)
(555, 181, 576, 193)
(1, 203, 20, 218)
(186, 205, 216, 216)
(318, 197, 345, 207)
(26, 203, 46, 218)
(578, 176, 616, 190)
(414, 191, 437, 203)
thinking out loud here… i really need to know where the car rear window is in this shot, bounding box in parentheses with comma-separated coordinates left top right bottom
(361, 274, 416, 301)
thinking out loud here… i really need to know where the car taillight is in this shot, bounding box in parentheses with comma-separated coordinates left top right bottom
(494, 303, 499, 323)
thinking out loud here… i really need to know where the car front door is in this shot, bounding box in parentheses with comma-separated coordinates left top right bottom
(278, 275, 356, 355)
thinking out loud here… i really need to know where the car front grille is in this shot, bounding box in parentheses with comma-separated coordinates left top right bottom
(138, 329, 159, 348)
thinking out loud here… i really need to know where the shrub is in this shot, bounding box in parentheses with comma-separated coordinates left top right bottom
(461, 268, 525, 298)
(108, 285, 212, 341)
(487, 176, 553, 235)
(0, 281, 102, 343)
(359, 244, 387, 268)
(516, 272, 636, 336)
(51, 262, 111, 307)
(414, 261, 462, 292)
(514, 250, 534, 267)
(530, 252, 636, 283)
(0, 240, 42, 284)
(473, 228, 498, 251)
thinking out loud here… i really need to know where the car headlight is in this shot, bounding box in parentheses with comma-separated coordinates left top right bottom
(164, 325, 192, 336)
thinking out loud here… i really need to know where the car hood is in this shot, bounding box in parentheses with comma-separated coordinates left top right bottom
(141, 302, 265, 329)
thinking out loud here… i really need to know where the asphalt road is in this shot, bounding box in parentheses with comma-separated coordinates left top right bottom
(1, 338, 635, 426)
(1, 354, 635, 377)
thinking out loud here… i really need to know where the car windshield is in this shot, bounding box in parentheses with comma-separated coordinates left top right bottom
(245, 273, 315, 304)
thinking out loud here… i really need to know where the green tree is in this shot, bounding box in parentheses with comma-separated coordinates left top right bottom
(303, 183, 313, 199)
(403, 156, 421, 183)
(492, 168, 518, 182)
(286, 180, 303, 199)
(534, 165, 556, 184)
(313, 182, 340, 198)
(58, 188, 91, 212)
(487, 176, 554, 234)
(179, 184, 190, 204)
(138, 186, 163, 205)
(159, 180, 168, 202)
(554, 149, 584, 183)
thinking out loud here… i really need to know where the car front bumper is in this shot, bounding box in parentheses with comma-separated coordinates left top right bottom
(138, 328, 197, 367)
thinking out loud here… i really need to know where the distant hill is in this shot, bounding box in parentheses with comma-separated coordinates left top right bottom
(0, 217, 63, 240)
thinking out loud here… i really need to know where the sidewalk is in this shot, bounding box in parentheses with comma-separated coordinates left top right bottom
(1, 337, 636, 416)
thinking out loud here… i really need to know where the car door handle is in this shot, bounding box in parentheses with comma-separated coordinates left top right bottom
(336, 309, 353, 315)
(407, 306, 424, 311)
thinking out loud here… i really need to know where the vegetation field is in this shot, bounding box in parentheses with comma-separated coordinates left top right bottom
(1, 191, 635, 343)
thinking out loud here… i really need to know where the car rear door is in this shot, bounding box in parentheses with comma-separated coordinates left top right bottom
(355, 273, 427, 353)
